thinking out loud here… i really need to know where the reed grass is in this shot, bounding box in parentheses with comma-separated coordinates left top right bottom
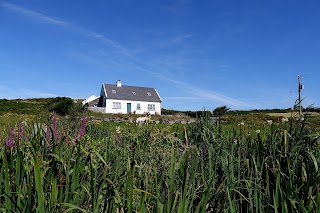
(0, 111, 319, 212)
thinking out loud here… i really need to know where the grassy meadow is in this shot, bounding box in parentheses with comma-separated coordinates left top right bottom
(0, 98, 320, 212)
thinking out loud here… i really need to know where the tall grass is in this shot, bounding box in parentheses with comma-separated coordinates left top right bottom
(0, 112, 319, 212)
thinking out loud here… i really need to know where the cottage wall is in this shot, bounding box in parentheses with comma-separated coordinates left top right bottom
(105, 99, 161, 115)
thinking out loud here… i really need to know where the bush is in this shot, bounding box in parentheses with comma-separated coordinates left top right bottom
(212, 105, 230, 117)
(46, 97, 74, 116)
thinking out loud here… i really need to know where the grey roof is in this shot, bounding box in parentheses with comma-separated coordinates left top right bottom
(103, 84, 162, 102)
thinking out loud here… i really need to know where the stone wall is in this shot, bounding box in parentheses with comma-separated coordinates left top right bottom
(89, 116, 197, 124)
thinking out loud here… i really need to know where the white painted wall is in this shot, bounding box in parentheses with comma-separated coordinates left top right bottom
(105, 99, 161, 115)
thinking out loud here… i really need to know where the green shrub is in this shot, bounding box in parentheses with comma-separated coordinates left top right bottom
(46, 97, 74, 116)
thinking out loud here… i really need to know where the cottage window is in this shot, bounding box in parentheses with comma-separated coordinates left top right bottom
(137, 103, 141, 110)
(132, 91, 136, 95)
(148, 104, 155, 111)
(112, 102, 121, 109)
(112, 90, 116, 94)
(147, 92, 151, 96)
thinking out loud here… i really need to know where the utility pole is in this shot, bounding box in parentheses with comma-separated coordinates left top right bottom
(297, 75, 304, 117)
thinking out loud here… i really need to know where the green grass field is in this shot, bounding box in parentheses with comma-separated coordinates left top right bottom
(0, 99, 319, 212)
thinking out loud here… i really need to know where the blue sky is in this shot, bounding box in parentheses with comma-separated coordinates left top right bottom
(1, 0, 320, 111)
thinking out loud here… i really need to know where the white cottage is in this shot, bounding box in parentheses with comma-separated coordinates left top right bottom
(98, 80, 162, 115)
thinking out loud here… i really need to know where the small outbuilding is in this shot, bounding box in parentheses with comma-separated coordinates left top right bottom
(82, 95, 100, 107)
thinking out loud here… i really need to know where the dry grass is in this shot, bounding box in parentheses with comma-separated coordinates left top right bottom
(268, 112, 320, 118)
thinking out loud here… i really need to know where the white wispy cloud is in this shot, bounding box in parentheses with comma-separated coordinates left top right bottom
(161, 0, 191, 15)
(2, 2, 182, 76)
(20, 89, 58, 98)
(0, 85, 58, 99)
(163, 96, 203, 100)
(2, 2, 251, 108)
(157, 33, 193, 48)
(2, 2, 68, 26)
(121, 63, 250, 108)
(186, 86, 252, 108)
(2, 2, 135, 59)
(86, 32, 129, 54)
(156, 76, 252, 108)
(66, 51, 124, 68)
(76, 30, 139, 61)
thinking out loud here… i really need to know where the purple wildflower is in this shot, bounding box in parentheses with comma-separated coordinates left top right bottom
(10, 127, 14, 138)
(53, 113, 57, 141)
(72, 133, 77, 145)
(79, 116, 87, 140)
(5, 138, 15, 148)
(64, 136, 69, 144)
(5, 128, 16, 148)
(19, 122, 23, 140)
(46, 126, 51, 143)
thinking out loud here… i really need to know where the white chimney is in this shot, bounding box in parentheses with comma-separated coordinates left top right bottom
(116, 80, 122, 87)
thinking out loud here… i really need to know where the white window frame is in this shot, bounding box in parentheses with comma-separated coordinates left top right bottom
(148, 104, 155, 111)
(112, 102, 121, 109)
(137, 103, 141, 110)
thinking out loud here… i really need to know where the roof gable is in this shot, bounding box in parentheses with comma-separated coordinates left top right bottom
(103, 84, 161, 102)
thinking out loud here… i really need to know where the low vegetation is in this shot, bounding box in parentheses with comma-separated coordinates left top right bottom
(0, 103, 319, 212)
(0, 98, 319, 212)
(0, 99, 46, 116)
